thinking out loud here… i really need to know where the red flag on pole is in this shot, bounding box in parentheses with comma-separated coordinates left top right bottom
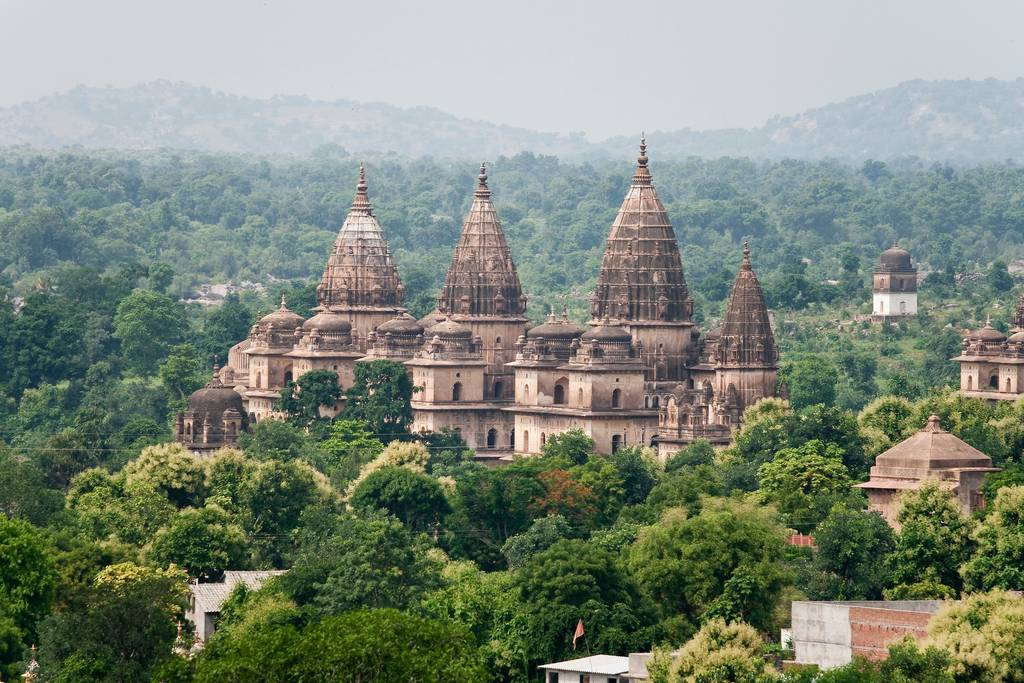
(572, 618, 585, 651)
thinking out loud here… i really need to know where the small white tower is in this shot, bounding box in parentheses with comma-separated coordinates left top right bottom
(872, 242, 917, 322)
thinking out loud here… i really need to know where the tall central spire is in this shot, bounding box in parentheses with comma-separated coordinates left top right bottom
(589, 137, 691, 323)
(437, 162, 526, 317)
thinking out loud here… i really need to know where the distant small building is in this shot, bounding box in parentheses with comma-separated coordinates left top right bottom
(872, 243, 917, 322)
(186, 570, 285, 644)
(953, 295, 1024, 401)
(856, 415, 999, 528)
(790, 600, 943, 669)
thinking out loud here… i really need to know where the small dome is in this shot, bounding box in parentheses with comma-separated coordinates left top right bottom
(581, 323, 632, 343)
(187, 378, 245, 416)
(303, 311, 351, 333)
(704, 326, 722, 340)
(528, 312, 586, 339)
(1009, 330, 1024, 343)
(427, 317, 472, 337)
(879, 243, 913, 270)
(260, 296, 305, 329)
(417, 310, 446, 328)
(376, 312, 424, 336)
(969, 322, 1006, 342)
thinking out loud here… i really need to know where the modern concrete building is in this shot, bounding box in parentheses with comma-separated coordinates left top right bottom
(790, 600, 943, 669)
(539, 655, 631, 683)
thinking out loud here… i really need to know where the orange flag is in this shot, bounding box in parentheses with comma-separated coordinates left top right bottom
(572, 618, 585, 651)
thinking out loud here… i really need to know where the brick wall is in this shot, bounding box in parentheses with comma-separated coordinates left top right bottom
(848, 606, 934, 660)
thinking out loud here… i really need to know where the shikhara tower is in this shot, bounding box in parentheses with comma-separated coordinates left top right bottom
(436, 162, 529, 401)
(589, 138, 696, 384)
(317, 165, 406, 349)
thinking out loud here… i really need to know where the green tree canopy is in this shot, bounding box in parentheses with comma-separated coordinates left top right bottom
(343, 360, 415, 440)
(112, 289, 186, 375)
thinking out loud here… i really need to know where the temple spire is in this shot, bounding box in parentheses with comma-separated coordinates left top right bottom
(591, 136, 690, 324)
(316, 164, 405, 312)
(437, 163, 525, 317)
(716, 241, 776, 367)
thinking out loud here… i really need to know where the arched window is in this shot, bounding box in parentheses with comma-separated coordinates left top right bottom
(990, 374, 1000, 389)
(524, 384, 530, 398)
(452, 382, 462, 401)
(523, 430, 529, 450)
(967, 375, 973, 390)
(185, 422, 192, 436)
(879, 300, 885, 313)
(611, 434, 622, 453)
(554, 377, 568, 405)
(487, 428, 497, 448)
(652, 396, 660, 409)
(493, 381, 504, 399)
(254, 371, 262, 388)
(541, 433, 547, 447)
(611, 388, 622, 408)
(509, 430, 515, 448)
(1007, 377, 1013, 393)
(578, 387, 584, 405)
(283, 369, 293, 385)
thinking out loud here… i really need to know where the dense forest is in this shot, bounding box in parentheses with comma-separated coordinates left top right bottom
(2, 147, 1024, 681)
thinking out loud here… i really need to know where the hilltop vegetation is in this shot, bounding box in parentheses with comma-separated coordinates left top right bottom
(4, 79, 1024, 161)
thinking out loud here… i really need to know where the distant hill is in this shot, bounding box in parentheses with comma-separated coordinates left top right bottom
(2, 79, 1024, 161)
(607, 78, 1024, 163)
(0, 81, 589, 159)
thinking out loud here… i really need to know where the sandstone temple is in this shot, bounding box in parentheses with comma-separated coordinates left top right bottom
(179, 141, 779, 460)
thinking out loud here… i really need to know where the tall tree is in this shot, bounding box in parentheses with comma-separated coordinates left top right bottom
(343, 360, 415, 440)
(113, 289, 186, 375)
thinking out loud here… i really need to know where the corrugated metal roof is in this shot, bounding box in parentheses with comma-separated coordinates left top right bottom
(539, 655, 630, 675)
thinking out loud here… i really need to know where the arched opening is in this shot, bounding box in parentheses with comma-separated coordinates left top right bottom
(283, 369, 293, 385)
(899, 301, 907, 314)
(523, 430, 529, 451)
(652, 396, 660, 409)
(967, 375, 973, 390)
(509, 430, 515, 448)
(185, 422, 192, 436)
(524, 384, 530, 399)
(254, 371, 262, 388)
(1007, 377, 1012, 393)
(611, 388, 622, 408)
(611, 434, 622, 453)
(541, 433, 547, 447)
(989, 374, 1000, 389)
(452, 382, 462, 401)
(493, 381, 504, 399)
(578, 387, 584, 405)
(487, 428, 497, 448)
(554, 377, 568, 405)
(879, 300, 885, 313)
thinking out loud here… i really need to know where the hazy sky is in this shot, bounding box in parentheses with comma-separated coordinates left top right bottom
(2, 0, 1022, 139)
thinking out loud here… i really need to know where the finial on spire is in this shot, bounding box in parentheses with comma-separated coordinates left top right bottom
(638, 133, 648, 167)
(742, 239, 751, 267)
(279, 294, 287, 308)
(475, 161, 491, 198)
(562, 304, 569, 322)
(632, 133, 652, 185)
(350, 163, 373, 214)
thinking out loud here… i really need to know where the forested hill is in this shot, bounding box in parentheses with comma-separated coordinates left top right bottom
(0, 81, 588, 159)
(613, 79, 1024, 163)
(3, 79, 1024, 161)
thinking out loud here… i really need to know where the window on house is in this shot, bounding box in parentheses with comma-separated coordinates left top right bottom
(494, 381, 504, 399)
(611, 388, 622, 408)
(452, 382, 462, 401)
